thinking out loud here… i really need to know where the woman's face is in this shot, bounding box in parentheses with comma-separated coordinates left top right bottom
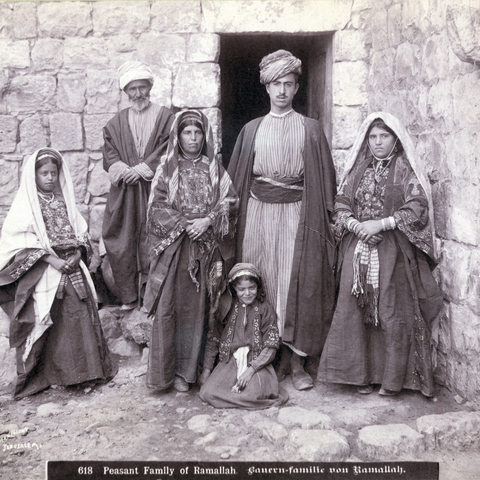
(35, 162, 59, 193)
(368, 126, 397, 159)
(179, 125, 204, 158)
(234, 279, 258, 305)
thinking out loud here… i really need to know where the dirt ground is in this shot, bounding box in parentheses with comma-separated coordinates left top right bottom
(0, 354, 479, 480)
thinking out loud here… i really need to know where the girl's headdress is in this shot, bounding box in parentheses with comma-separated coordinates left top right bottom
(228, 263, 261, 283)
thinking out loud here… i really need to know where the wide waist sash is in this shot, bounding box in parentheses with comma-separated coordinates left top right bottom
(250, 175, 304, 204)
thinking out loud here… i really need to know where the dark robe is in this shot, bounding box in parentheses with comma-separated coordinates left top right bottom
(227, 115, 337, 357)
(102, 106, 174, 304)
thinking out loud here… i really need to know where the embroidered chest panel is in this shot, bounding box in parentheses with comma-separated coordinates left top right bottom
(178, 162, 213, 216)
(39, 195, 78, 247)
(355, 166, 389, 221)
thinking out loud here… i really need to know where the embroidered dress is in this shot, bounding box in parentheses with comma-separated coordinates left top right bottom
(318, 113, 443, 397)
(145, 111, 238, 390)
(200, 297, 288, 410)
(0, 149, 116, 399)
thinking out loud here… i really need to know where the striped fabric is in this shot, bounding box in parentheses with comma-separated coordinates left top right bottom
(242, 110, 305, 337)
(128, 102, 162, 161)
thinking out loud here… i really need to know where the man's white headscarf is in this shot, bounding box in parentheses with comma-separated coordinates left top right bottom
(118, 60, 154, 90)
(259, 49, 302, 85)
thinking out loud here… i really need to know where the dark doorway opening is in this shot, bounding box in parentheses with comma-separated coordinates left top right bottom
(219, 33, 333, 167)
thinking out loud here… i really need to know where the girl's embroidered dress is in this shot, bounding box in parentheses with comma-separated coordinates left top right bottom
(200, 296, 288, 409)
(0, 149, 116, 399)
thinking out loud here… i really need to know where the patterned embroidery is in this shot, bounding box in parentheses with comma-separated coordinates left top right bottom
(39, 194, 79, 248)
(153, 223, 184, 256)
(10, 249, 48, 281)
(178, 163, 214, 216)
(355, 165, 389, 221)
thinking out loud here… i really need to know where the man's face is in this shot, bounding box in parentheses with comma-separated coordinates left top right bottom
(124, 79, 152, 112)
(265, 73, 299, 114)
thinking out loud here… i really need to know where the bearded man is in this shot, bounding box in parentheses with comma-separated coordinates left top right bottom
(228, 50, 337, 390)
(102, 61, 174, 310)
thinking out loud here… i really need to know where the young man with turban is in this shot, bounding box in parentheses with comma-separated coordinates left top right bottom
(228, 50, 337, 390)
(102, 61, 174, 310)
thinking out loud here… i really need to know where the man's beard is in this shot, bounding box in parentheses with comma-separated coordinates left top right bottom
(129, 96, 150, 112)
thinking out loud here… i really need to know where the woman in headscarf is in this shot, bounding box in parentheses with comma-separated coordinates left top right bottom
(0, 148, 116, 399)
(145, 110, 238, 393)
(318, 112, 443, 397)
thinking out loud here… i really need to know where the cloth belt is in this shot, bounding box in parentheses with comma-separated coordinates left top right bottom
(250, 175, 304, 203)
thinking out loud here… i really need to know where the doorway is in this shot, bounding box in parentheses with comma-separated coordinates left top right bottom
(219, 33, 333, 166)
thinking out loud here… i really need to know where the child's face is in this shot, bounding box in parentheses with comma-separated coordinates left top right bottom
(35, 162, 58, 193)
(234, 279, 258, 305)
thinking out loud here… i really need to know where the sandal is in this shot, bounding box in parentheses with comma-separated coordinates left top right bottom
(379, 387, 398, 396)
(357, 385, 374, 395)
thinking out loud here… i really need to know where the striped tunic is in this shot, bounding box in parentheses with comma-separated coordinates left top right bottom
(129, 102, 162, 160)
(242, 109, 305, 338)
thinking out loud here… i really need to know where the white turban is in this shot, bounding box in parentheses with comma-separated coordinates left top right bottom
(118, 61, 154, 90)
(259, 50, 302, 85)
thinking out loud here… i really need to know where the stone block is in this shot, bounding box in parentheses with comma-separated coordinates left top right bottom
(0, 3, 13, 39)
(288, 429, 350, 462)
(187, 415, 213, 434)
(98, 307, 123, 340)
(332, 149, 351, 181)
(0, 116, 18, 153)
(427, 81, 454, 132)
(334, 30, 369, 62)
(371, 9, 388, 52)
(0, 159, 19, 206)
(151, 1, 201, 33)
(387, 3, 402, 48)
(395, 43, 421, 82)
(85, 70, 119, 115)
(402, 1, 430, 44)
(137, 33, 186, 70)
(89, 204, 106, 241)
(417, 411, 480, 450)
(107, 336, 141, 357)
(187, 34, 220, 63)
(331, 106, 364, 150)
(7, 75, 56, 115)
(332, 62, 368, 107)
(254, 419, 288, 443)
(87, 160, 110, 197)
(50, 113, 83, 152)
(202, 0, 352, 33)
(0, 309, 9, 336)
(452, 72, 480, 128)
(422, 35, 450, 85)
(467, 249, 480, 316)
(173, 64, 220, 109)
(93, 2, 150, 36)
(277, 406, 333, 430)
(13, 2, 37, 39)
(62, 152, 89, 201)
(32, 39, 64, 72)
(449, 303, 480, 358)
(64, 38, 111, 70)
(0, 336, 16, 386)
(57, 73, 87, 113)
(0, 40, 30, 69)
(202, 108, 222, 154)
(357, 424, 425, 460)
(85, 114, 114, 152)
(109, 35, 137, 54)
(38, 2, 92, 38)
(120, 309, 153, 345)
(446, 5, 480, 64)
(437, 240, 471, 303)
(19, 114, 48, 155)
(333, 408, 378, 428)
(369, 48, 396, 91)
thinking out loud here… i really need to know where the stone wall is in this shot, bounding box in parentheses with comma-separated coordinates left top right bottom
(0, 0, 479, 400)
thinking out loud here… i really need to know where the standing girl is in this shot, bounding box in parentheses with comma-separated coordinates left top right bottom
(0, 148, 116, 399)
(199, 263, 288, 409)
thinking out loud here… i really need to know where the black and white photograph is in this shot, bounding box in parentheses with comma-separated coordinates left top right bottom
(0, 1, 479, 479)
